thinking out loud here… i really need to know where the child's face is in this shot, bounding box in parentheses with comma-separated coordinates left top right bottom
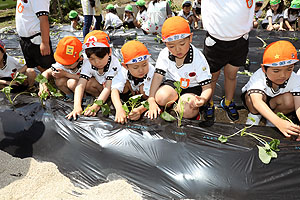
(263, 64, 294, 85)
(165, 36, 192, 59)
(125, 11, 132, 17)
(126, 60, 149, 78)
(88, 53, 111, 69)
(0, 50, 3, 61)
(271, 4, 279, 12)
(183, 5, 192, 13)
(255, 3, 262, 11)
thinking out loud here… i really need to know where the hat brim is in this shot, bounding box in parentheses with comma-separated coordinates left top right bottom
(264, 59, 299, 67)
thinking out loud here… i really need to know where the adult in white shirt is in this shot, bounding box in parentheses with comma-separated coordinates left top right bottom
(81, 0, 103, 37)
(201, 0, 255, 123)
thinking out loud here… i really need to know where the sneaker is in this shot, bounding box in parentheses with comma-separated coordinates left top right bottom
(246, 113, 262, 125)
(202, 103, 215, 122)
(220, 98, 239, 121)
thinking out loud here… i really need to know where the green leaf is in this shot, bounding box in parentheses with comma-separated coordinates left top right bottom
(35, 74, 48, 84)
(218, 135, 228, 143)
(269, 139, 280, 151)
(1, 86, 12, 94)
(101, 104, 110, 116)
(40, 91, 49, 101)
(122, 103, 130, 114)
(174, 81, 182, 95)
(276, 112, 293, 123)
(94, 99, 104, 106)
(248, 117, 256, 123)
(141, 100, 149, 110)
(52, 92, 63, 97)
(160, 111, 176, 122)
(14, 73, 27, 84)
(257, 145, 272, 164)
(240, 128, 246, 136)
(129, 94, 142, 103)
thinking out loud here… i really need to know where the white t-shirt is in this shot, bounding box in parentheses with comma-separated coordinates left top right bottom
(142, 1, 168, 34)
(70, 15, 84, 32)
(80, 56, 121, 84)
(193, 0, 201, 9)
(262, 9, 283, 24)
(51, 62, 82, 75)
(16, 0, 50, 37)
(0, 55, 25, 78)
(283, 9, 300, 23)
(104, 12, 123, 28)
(81, 0, 101, 16)
(155, 44, 211, 88)
(178, 10, 194, 20)
(201, 0, 255, 41)
(111, 63, 155, 96)
(254, 9, 262, 20)
(242, 68, 300, 97)
(136, 10, 148, 25)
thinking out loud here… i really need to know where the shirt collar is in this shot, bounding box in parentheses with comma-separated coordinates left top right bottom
(168, 45, 193, 65)
(128, 71, 147, 86)
(91, 56, 111, 73)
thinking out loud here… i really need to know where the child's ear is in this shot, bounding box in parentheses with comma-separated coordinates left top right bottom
(109, 48, 112, 56)
(189, 33, 193, 43)
(261, 64, 267, 73)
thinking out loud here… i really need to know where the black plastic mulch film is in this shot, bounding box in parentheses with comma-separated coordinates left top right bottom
(0, 28, 300, 199)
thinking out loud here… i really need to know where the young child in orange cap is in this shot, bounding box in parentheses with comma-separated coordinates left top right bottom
(67, 30, 121, 120)
(145, 16, 212, 120)
(0, 39, 36, 91)
(38, 36, 83, 100)
(242, 40, 300, 141)
(111, 40, 155, 124)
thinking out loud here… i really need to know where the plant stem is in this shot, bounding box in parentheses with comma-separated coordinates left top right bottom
(243, 132, 267, 146)
(12, 92, 30, 103)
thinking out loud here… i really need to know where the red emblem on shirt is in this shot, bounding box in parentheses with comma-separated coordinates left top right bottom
(246, 0, 253, 8)
(180, 78, 190, 89)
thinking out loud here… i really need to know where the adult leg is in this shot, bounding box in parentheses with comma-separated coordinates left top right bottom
(94, 15, 103, 30)
(83, 15, 93, 37)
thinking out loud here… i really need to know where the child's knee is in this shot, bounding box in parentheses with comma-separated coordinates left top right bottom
(282, 93, 294, 109)
(155, 89, 177, 106)
(55, 78, 67, 87)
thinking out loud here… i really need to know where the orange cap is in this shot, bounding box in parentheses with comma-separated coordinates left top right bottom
(161, 16, 191, 42)
(83, 30, 110, 49)
(54, 36, 82, 66)
(263, 40, 298, 67)
(121, 40, 151, 64)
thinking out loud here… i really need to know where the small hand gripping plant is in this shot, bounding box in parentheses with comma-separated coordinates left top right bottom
(122, 94, 149, 116)
(218, 117, 280, 164)
(82, 99, 110, 116)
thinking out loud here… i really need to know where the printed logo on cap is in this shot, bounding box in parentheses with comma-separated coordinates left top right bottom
(66, 45, 74, 56)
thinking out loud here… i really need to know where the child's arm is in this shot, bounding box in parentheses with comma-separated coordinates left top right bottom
(39, 15, 51, 56)
(294, 96, 300, 141)
(284, 20, 294, 31)
(144, 73, 164, 119)
(279, 18, 285, 31)
(38, 68, 53, 96)
(0, 80, 10, 86)
(129, 105, 147, 121)
(83, 79, 112, 117)
(251, 93, 300, 138)
(111, 88, 128, 124)
(267, 16, 274, 31)
(52, 68, 80, 80)
(66, 78, 88, 120)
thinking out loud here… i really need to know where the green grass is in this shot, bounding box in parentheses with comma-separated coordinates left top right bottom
(0, 0, 17, 10)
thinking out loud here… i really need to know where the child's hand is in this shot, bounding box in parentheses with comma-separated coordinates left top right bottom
(83, 103, 100, 117)
(128, 108, 141, 121)
(115, 108, 127, 124)
(278, 27, 286, 31)
(66, 107, 83, 120)
(267, 25, 274, 31)
(191, 95, 206, 108)
(52, 68, 66, 79)
(145, 101, 161, 119)
(276, 119, 300, 141)
(38, 84, 49, 96)
(289, 27, 295, 31)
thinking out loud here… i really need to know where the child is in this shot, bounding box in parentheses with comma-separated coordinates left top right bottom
(69, 10, 84, 32)
(15, 0, 55, 72)
(178, 0, 198, 29)
(104, 4, 123, 30)
(145, 16, 212, 120)
(141, 0, 172, 34)
(253, 0, 263, 28)
(201, 0, 254, 123)
(283, 0, 300, 31)
(123, 4, 135, 29)
(133, 0, 148, 28)
(111, 40, 154, 124)
(192, 0, 201, 28)
(66, 31, 121, 120)
(0, 40, 36, 91)
(261, 0, 285, 31)
(242, 41, 300, 141)
(38, 36, 83, 100)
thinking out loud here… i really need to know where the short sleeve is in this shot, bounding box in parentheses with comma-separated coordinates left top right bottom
(111, 67, 127, 93)
(266, 9, 272, 18)
(80, 59, 93, 79)
(155, 48, 169, 75)
(283, 9, 288, 19)
(32, 0, 50, 15)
